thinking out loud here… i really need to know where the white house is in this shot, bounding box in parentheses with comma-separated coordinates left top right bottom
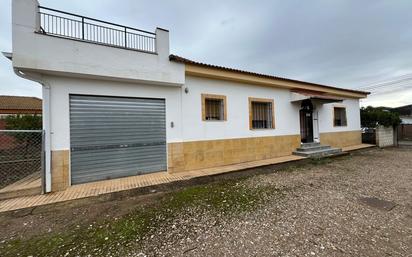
(7, 0, 369, 193)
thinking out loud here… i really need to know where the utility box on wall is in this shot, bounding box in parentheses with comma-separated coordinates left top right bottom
(376, 126, 394, 147)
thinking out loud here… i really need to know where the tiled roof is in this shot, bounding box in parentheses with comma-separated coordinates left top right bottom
(169, 55, 369, 96)
(0, 96, 42, 111)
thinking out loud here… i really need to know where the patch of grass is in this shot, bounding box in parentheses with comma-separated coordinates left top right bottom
(310, 157, 333, 165)
(0, 179, 281, 257)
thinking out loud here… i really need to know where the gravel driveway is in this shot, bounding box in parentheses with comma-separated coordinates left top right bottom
(0, 147, 411, 257)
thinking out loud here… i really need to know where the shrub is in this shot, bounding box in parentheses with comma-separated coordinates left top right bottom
(361, 106, 401, 128)
(4, 114, 42, 130)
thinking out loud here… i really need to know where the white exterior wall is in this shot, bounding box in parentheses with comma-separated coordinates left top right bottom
(12, 0, 184, 86)
(181, 76, 301, 141)
(44, 76, 182, 151)
(316, 99, 361, 133)
(46, 75, 362, 150)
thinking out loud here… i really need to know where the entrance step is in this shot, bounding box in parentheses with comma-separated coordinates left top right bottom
(296, 144, 331, 152)
(300, 142, 321, 148)
(293, 143, 342, 158)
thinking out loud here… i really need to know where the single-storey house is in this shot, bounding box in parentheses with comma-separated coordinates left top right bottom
(6, 0, 369, 193)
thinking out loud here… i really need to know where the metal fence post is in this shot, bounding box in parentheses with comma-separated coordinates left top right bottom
(124, 27, 127, 48)
(41, 130, 46, 194)
(82, 17, 85, 40)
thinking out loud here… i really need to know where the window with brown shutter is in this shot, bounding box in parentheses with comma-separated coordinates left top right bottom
(249, 98, 275, 129)
(201, 94, 227, 121)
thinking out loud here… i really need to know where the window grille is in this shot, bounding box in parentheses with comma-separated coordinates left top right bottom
(205, 98, 224, 120)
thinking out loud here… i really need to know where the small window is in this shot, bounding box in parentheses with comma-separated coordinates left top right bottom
(334, 107, 347, 126)
(202, 94, 227, 121)
(249, 98, 275, 129)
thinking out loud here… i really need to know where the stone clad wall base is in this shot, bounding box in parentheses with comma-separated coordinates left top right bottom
(168, 135, 301, 173)
(51, 150, 70, 192)
(319, 130, 362, 148)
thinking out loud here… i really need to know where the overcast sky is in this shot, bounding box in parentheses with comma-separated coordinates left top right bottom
(1, 0, 412, 107)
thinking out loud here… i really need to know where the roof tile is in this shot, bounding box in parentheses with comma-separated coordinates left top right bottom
(169, 54, 369, 96)
(0, 96, 42, 111)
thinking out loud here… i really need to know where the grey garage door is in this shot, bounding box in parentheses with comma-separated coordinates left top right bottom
(69, 95, 167, 185)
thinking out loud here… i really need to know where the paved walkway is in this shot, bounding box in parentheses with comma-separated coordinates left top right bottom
(0, 144, 374, 213)
(0, 173, 41, 200)
(341, 144, 375, 151)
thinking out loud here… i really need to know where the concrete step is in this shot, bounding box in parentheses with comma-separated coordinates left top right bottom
(0, 186, 41, 201)
(0, 173, 42, 200)
(296, 145, 331, 152)
(301, 142, 321, 148)
(293, 147, 343, 158)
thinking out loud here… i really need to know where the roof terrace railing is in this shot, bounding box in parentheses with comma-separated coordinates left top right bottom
(38, 6, 156, 53)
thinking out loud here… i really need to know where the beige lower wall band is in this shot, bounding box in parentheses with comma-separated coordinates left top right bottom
(51, 150, 70, 192)
(50, 131, 361, 191)
(168, 135, 301, 173)
(319, 130, 362, 148)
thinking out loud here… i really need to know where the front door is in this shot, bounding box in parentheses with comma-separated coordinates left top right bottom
(299, 100, 314, 143)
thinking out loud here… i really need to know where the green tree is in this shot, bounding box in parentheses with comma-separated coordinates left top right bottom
(4, 114, 42, 130)
(360, 106, 401, 128)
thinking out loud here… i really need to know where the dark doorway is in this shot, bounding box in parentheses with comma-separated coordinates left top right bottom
(300, 100, 314, 143)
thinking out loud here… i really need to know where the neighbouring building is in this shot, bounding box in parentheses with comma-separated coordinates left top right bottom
(0, 95, 42, 129)
(5, 0, 369, 193)
(393, 104, 412, 141)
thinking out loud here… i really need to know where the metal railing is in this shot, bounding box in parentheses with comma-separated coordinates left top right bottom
(38, 6, 157, 53)
(0, 130, 43, 190)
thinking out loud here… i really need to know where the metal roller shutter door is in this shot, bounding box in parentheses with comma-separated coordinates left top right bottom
(69, 95, 167, 185)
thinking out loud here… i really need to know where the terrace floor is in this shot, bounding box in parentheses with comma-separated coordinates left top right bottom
(0, 173, 41, 201)
(0, 144, 374, 213)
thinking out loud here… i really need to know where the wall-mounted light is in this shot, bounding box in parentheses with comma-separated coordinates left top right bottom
(184, 87, 189, 94)
(170, 121, 174, 128)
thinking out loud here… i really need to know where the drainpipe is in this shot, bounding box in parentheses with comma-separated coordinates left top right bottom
(13, 68, 52, 193)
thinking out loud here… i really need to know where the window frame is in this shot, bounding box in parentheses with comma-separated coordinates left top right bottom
(201, 93, 227, 121)
(248, 97, 275, 130)
(333, 106, 347, 127)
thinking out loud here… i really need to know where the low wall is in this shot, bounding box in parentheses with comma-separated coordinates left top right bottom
(376, 126, 394, 147)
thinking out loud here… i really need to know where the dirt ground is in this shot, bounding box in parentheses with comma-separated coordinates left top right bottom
(0, 147, 411, 257)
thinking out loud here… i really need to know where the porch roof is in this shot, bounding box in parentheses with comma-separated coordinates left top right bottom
(290, 89, 344, 104)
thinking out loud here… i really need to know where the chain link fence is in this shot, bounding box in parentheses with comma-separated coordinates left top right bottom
(0, 130, 43, 190)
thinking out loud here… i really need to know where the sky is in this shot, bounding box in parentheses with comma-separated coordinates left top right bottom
(1, 0, 412, 107)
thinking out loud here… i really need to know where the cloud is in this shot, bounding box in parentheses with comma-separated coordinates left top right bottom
(1, 0, 411, 106)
